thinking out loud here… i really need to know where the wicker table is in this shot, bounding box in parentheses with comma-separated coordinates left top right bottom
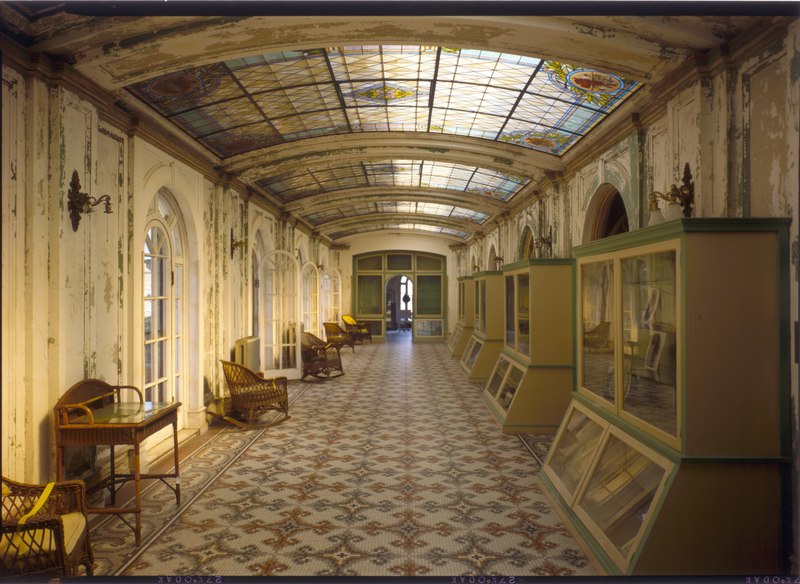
(55, 387, 181, 546)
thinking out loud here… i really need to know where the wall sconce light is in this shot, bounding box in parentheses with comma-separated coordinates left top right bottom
(67, 170, 112, 232)
(649, 163, 695, 225)
(471, 264, 480, 273)
(230, 228, 246, 259)
(494, 256, 504, 269)
(535, 225, 553, 255)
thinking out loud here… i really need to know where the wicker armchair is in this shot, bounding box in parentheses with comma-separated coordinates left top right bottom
(323, 322, 355, 353)
(220, 361, 289, 424)
(301, 332, 344, 379)
(342, 315, 372, 344)
(1, 476, 94, 579)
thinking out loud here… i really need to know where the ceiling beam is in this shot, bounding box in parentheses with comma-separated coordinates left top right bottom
(283, 186, 508, 216)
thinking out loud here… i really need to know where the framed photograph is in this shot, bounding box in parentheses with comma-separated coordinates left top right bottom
(642, 286, 661, 328)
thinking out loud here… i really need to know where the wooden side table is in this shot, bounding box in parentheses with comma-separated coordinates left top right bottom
(54, 380, 181, 546)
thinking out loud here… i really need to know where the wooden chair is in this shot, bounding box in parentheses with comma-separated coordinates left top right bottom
(301, 332, 344, 379)
(583, 321, 611, 351)
(342, 315, 372, 344)
(220, 361, 290, 424)
(1, 476, 94, 579)
(323, 322, 355, 353)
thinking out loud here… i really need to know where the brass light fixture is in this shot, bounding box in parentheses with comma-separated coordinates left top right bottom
(67, 170, 112, 232)
(649, 163, 695, 225)
(230, 228, 246, 259)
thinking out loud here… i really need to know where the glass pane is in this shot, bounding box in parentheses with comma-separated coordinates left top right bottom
(157, 340, 166, 378)
(157, 381, 167, 403)
(157, 194, 173, 224)
(174, 337, 181, 373)
(174, 375, 180, 402)
(174, 297, 182, 332)
(416, 254, 442, 271)
(143, 257, 153, 296)
(156, 299, 167, 337)
(579, 435, 667, 560)
(465, 339, 483, 369)
(458, 282, 465, 318)
(174, 264, 183, 297)
(517, 274, 530, 355)
(156, 256, 167, 295)
(621, 251, 677, 436)
(448, 324, 462, 349)
(461, 337, 475, 365)
(416, 275, 441, 315)
(505, 276, 515, 348)
(144, 300, 154, 341)
(144, 343, 153, 383)
(581, 261, 615, 404)
(357, 255, 383, 271)
(487, 358, 510, 397)
(387, 254, 412, 271)
(171, 224, 182, 256)
(357, 275, 383, 314)
(547, 408, 604, 497)
(497, 364, 523, 410)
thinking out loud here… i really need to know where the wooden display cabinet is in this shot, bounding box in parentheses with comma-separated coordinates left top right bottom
(540, 218, 791, 575)
(459, 271, 504, 383)
(482, 259, 575, 433)
(449, 276, 475, 358)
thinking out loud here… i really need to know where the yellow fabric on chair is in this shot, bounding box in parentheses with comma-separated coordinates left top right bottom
(1, 476, 94, 578)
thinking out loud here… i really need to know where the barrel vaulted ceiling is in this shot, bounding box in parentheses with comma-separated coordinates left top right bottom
(0, 3, 779, 243)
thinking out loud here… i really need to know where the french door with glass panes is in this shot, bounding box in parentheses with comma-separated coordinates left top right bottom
(143, 221, 183, 424)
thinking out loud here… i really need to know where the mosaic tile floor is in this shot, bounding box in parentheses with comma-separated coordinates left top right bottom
(90, 335, 595, 577)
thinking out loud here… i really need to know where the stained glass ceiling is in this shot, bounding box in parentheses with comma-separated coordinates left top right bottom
(126, 45, 640, 241)
(127, 45, 640, 158)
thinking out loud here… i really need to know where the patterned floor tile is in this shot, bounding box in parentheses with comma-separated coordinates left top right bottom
(90, 337, 594, 577)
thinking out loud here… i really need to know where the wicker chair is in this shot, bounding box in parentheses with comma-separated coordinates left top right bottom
(220, 361, 289, 424)
(323, 322, 355, 353)
(301, 332, 344, 379)
(1, 476, 94, 579)
(342, 315, 372, 344)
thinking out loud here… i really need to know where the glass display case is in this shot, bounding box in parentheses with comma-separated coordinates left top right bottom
(449, 276, 475, 357)
(459, 271, 504, 382)
(540, 218, 791, 575)
(482, 259, 575, 432)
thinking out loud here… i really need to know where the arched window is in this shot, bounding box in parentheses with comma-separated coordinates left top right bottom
(261, 250, 301, 377)
(320, 267, 342, 324)
(302, 262, 320, 336)
(143, 190, 185, 406)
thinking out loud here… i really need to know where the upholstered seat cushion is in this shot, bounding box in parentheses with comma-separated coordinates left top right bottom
(1, 511, 86, 564)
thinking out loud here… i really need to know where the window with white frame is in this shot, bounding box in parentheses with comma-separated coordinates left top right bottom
(143, 190, 184, 406)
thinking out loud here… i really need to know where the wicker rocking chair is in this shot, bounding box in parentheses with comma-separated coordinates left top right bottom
(1, 476, 94, 579)
(301, 332, 345, 379)
(219, 361, 290, 427)
(323, 322, 355, 353)
(342, 315, 372, 344)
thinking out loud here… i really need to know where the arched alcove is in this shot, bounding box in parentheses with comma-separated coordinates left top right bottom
(519, 225, 535, 260)
(582, 183, 630, 244)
